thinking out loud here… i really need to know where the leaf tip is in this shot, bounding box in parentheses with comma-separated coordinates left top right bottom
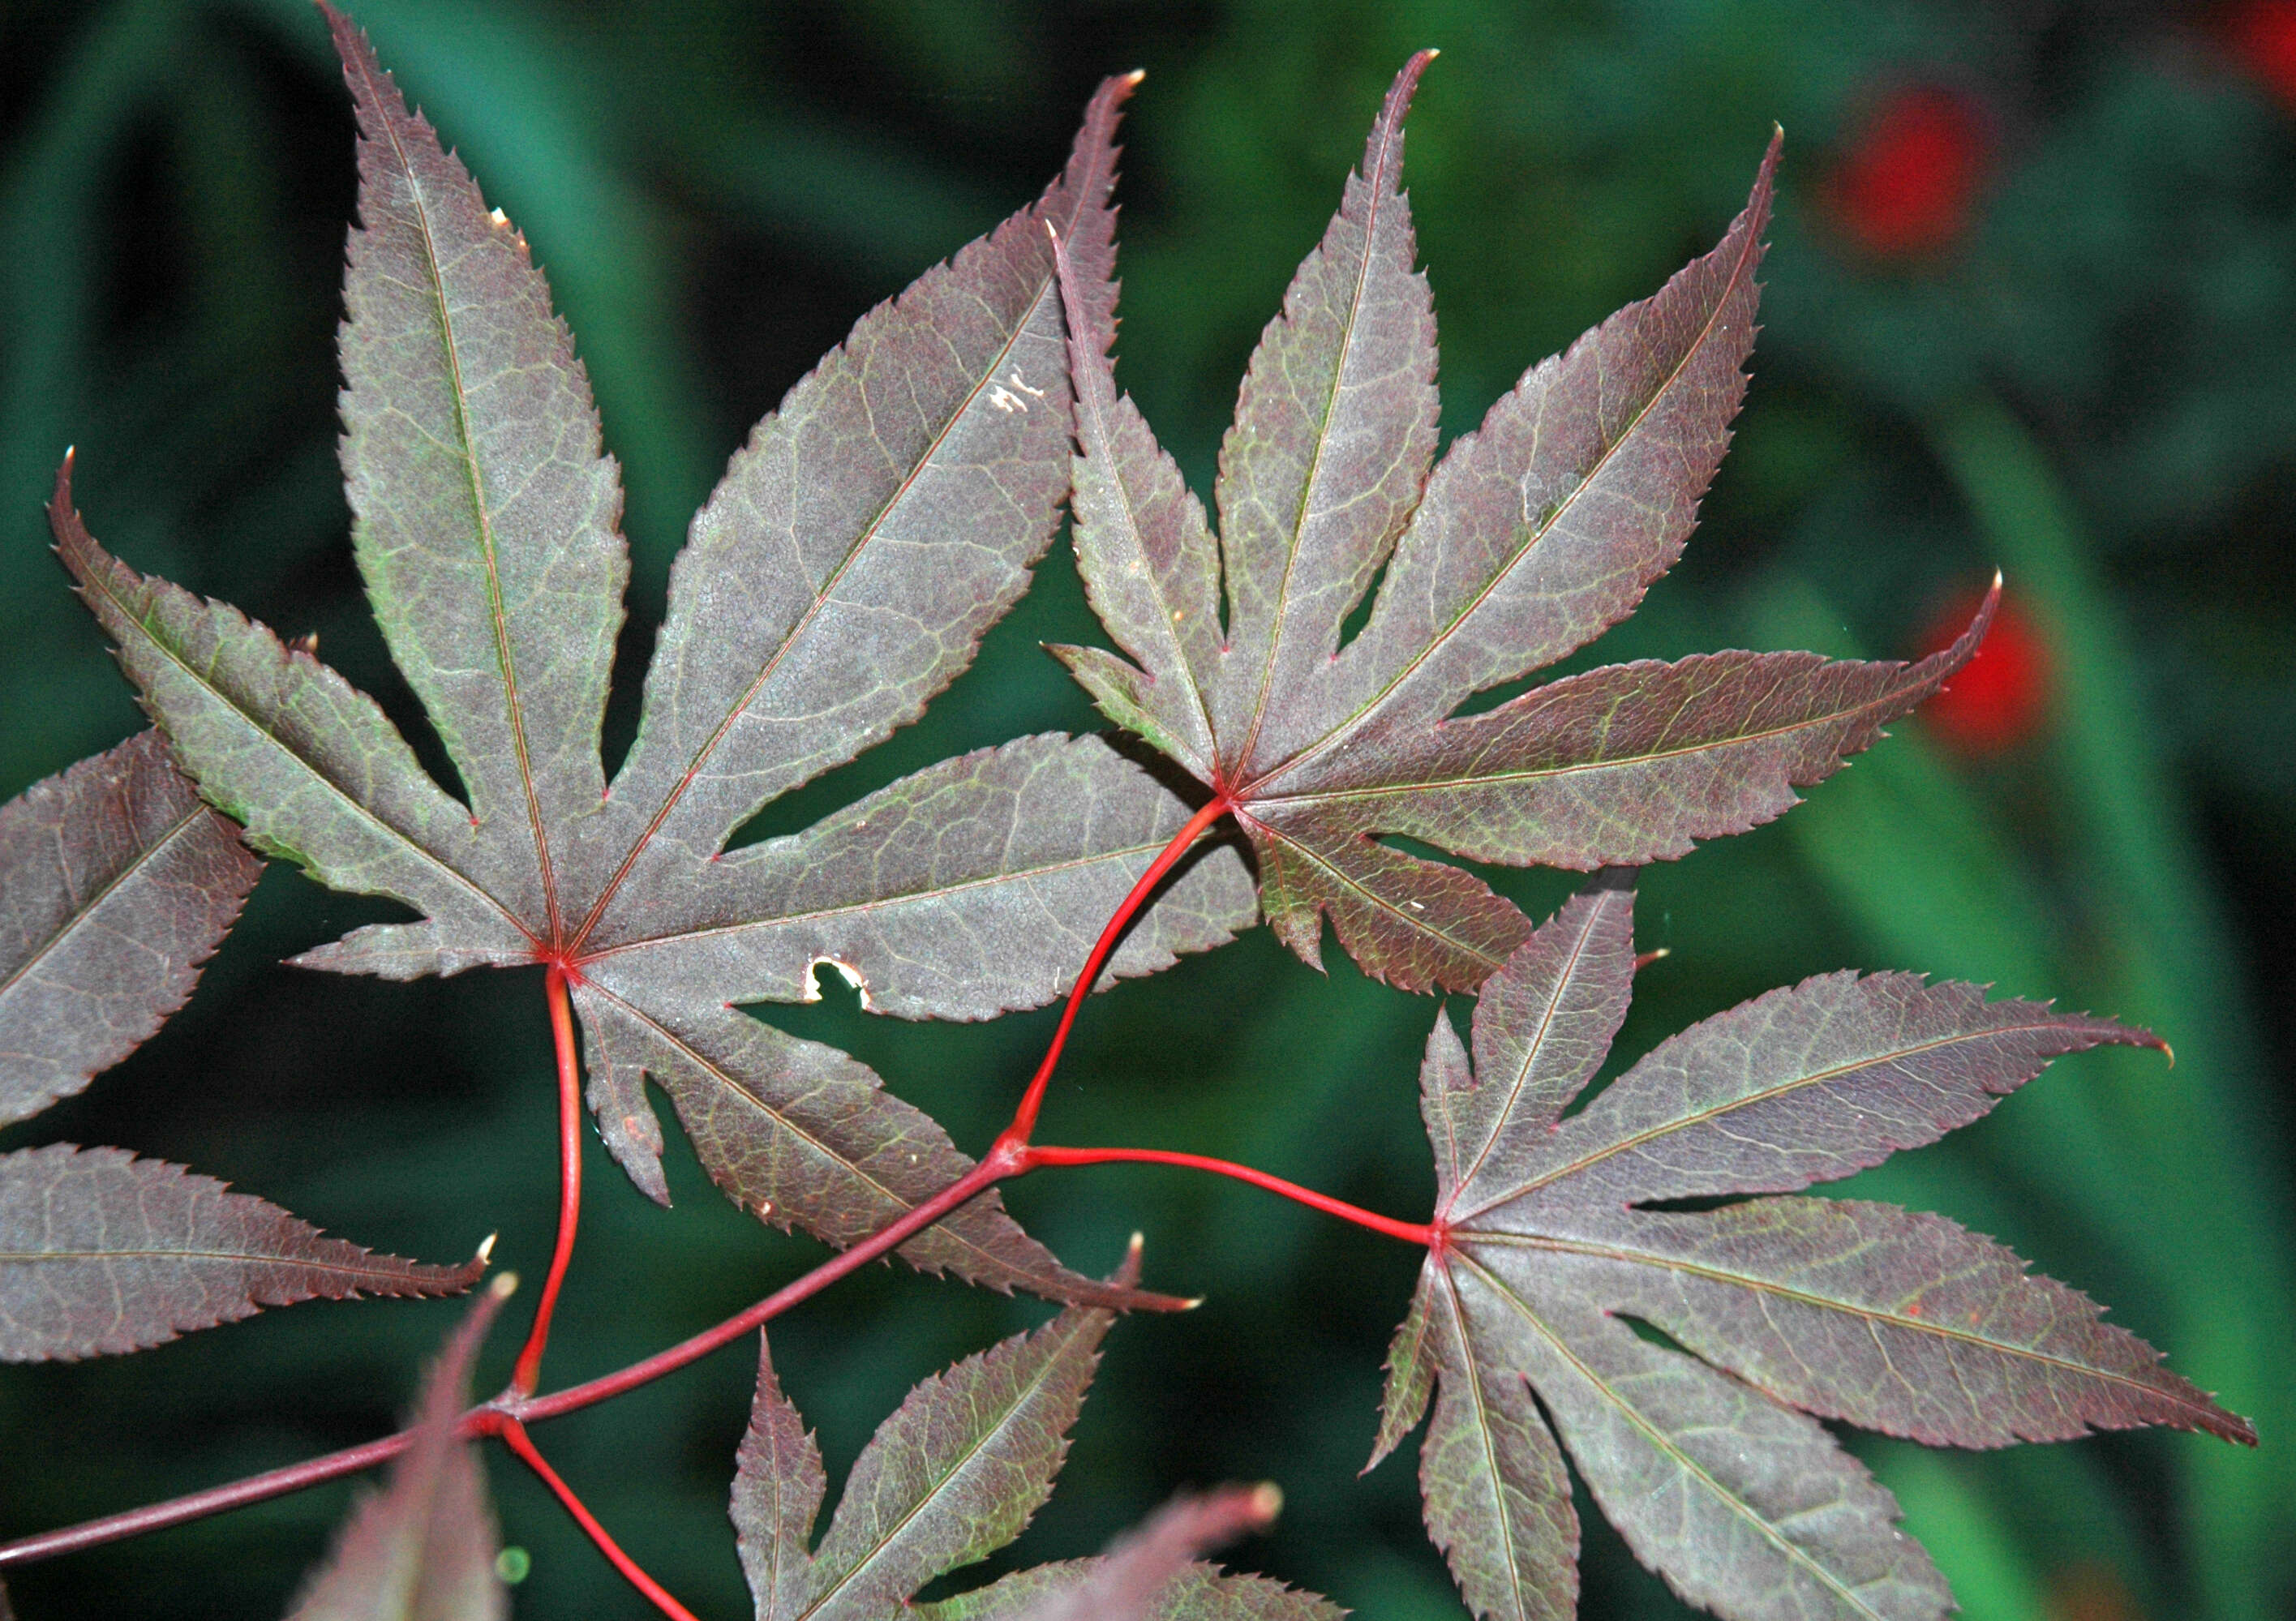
(488, 1269, 519, 1301)
(1114, 1230, 1146, 1288)
(474, 1232, 498, 1267)
(1921, 574, 2002, 687)
(1246, 1481, 1284, 1525)
(1384, 50, 1440, 131)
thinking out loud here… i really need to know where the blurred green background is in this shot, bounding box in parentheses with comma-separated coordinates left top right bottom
(3, 1, 2294, 1616)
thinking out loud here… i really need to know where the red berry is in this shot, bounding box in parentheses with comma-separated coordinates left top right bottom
(1825, 86, 1992, 258)
(1918, 590, 2052, 756)
(2221, 0, 2296, 108)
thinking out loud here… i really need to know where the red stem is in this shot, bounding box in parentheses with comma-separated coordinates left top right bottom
(510, 964, 585, 1395)
(0, 1147, 1024, 1569)
(0, 1103, 1433, 1567)
(0, 1434, 410, 1567)
(1004, 794, 1230, 1144)
(1024, 1144, 1436, 1247)
(498, 1421, 701, 1621)
(519, 1147, 1019, 1422)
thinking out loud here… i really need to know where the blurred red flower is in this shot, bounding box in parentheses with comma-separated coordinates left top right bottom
(1825, 85, 1992, 258)
(2221, 0, 2296, 107)
(1919, 590, 2052, 756)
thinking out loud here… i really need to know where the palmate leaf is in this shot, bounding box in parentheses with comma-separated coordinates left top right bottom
(0, 730, 477, 1361)
(731, 1242, 1339, 1621)
(1375, 871, 2255, 1621)
(52, 7, 1251, 1306)
(285, 1278, 513, 1621)
(1052, 58, 1993, 993)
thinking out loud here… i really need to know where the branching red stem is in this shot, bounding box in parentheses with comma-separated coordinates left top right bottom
(0, 1084, 1436, 1568)
(1025, 1143, 1436, 1246)
(510, 963, 585, 1395)
(498, 1421, 701, 1621)
(518, 1147, 1019, 1422)
(0, 1123, 1025, 1570)
(1004, 794, 1230, 1144)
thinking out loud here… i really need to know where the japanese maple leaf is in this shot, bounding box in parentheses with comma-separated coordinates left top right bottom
(1051, 56, 1993, 993)
(1371, 869, 2254, 1621)
(52, 8, 1250, 1309)
(731, 1241, 1338, 1621)
(0, 731, 479, 1361)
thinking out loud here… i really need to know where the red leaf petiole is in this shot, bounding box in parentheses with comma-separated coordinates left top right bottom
(496, 1419, 701, 1621)
(1024, 1144, 1436, 1247)
(509, 963, 586, 1396)
(1002, 793, 1231, 1145)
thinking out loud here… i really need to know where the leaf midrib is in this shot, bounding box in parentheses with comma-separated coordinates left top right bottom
(0, 797, 210, 1007)
(73, 555, 521, 941)
(0, 1246, 437, 1282)
(1228, 101, 1414, 780)
(797, 1323, 1080, 1620)
(1453, 1018, 2071, 1222)
(1453, 1250, 1894, 1621)
(1238, 202, 1763, 804)
(582, 831, 1187, 963)
(1242, 809, 1509, 975)
(1457, 1226, 2223, 1424)
(1251, 648, 1928, 812)
(573, 274, 1062, 956)
(1432, 1267, 1539, 1621)
(355, 44, 561, 943)
(1446, 894, 1611, 1209)
(586, 984, 1020, 1281)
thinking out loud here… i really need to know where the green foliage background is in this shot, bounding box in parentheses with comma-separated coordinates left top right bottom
(2, 2, 2292, 1617)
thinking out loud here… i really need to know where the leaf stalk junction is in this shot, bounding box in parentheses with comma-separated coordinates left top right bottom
(0, 798, 1433, 1614)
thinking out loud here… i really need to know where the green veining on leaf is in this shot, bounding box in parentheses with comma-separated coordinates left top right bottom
(1453, 1249, 1893, 1621)
(343, 35, 563, 939)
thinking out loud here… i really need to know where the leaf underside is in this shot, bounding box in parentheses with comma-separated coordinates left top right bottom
(285, 1284, 509, 1621)
(732, 1244, 1339, 1621)
(1381, 870, 2251, 1621)
(1054, 59, 1996, 993)
(963, 1485, 1290, 1621)
(0, 1145, 482, 1362)
(52, 7, 1251, 1306)
(924, 1563, 1337, 1621)
(0, 729, 481, 1358)
(0, 730, 260, 1128)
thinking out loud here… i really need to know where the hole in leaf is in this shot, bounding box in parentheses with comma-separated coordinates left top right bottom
(806, 955, 875, 1013)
